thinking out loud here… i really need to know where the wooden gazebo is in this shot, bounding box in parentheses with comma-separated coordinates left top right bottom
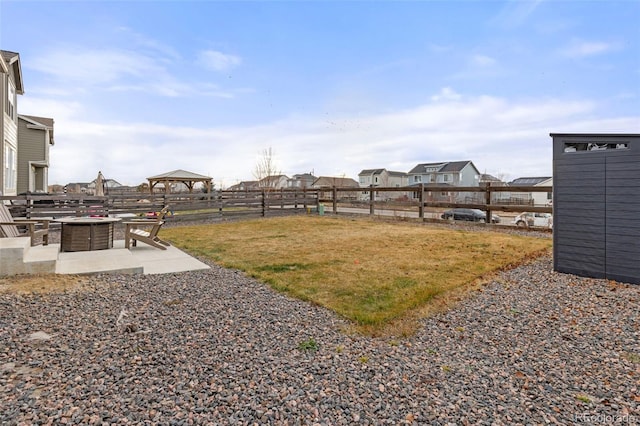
(147, 169, 213, 194)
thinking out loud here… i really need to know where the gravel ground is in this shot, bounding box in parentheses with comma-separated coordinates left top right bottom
(1, 220, 639, 425)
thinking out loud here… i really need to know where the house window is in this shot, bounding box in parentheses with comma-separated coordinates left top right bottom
(6, 82, 16, 120)
(374, 177, 378, 183)
(443, 174, 450, 182)
(414, 176, 421, 183)
(4, 145, 17, 191)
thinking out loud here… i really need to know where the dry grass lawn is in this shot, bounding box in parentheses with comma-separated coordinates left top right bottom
(0, 273, 90, 295)
(161, 216, 552, 336)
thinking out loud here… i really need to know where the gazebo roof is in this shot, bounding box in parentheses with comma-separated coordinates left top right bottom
(147, 169, 213, 193)
(147, 169, 212, 180)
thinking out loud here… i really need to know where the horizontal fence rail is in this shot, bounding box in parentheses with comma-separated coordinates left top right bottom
(1, 183, 552, 228)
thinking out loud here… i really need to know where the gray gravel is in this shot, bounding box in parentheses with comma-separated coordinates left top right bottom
(1, 220, 639, 425)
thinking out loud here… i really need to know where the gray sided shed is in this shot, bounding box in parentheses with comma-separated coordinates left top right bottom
(551, 133, 640, 284)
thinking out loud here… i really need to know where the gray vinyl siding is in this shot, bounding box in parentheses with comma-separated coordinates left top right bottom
(458, 163, 480, 187)
(552, 134, 640, 284)
(17, 118, 46, 194)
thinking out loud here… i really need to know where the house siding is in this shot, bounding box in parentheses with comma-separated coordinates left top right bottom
(17, 117, 47, 194)
(552, 133, 640, 284)
(1, 51, 22, 197)
(3, 115, 18, 196)
(0, 72, 5, 194)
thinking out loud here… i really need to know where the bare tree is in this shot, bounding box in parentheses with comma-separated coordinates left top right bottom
(253, 147, 281, 189)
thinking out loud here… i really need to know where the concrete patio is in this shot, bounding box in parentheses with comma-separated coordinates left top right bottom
(0, 237, 210, 275)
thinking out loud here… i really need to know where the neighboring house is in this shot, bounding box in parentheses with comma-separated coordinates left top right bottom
(66, 178, 124, 195)
(17, 115, 54, 194)
(407, 160, 481, 202)
(479, 173, 507, 186)
(358, 169, 408, 187)
(257, 174, 289, 190)
(64, 182, 90, 194)
(227, 180, 259, 191)
(479, 173, 510, 203)
(288, 173, 317, 189)
(358, 168, 409, 201)
(311, 176, 359, 188)
(408, 160, 480, 186)
(508, 177, 553, 206)
(312, 176, 360, 200)
(87, 178, 122, 195)
(1, 50, 24, 196)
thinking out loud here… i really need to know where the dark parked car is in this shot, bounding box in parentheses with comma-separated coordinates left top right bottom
(441, 208, 501, 223)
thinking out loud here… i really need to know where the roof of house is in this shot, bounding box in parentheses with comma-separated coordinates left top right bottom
(18, 115, 55, 144)
(312, 176, 360, 187)
(359, 169, 407, 177)
(509, 177, 552, 186)
(359, 168, 386, 175)
(19, 114, 54, 128)
(408, 160, 475, 174)
(1, 50, 24, 94)
(227, 181, 259, 190)
(291, 173, 316, 180)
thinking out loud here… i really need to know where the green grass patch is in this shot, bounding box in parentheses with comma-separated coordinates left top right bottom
(161, 216, 551, 335)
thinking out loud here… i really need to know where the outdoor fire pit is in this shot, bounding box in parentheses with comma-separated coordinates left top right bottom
(55, 217, 121, 252)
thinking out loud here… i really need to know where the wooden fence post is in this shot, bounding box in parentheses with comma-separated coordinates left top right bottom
(332, 186, 338, 214)
(484, 182, 492, 224)
(303, 187, 308, 211)
(261, 190, 266, 217)
(419, 183, 425, 219)
(369, 185, 375, 216)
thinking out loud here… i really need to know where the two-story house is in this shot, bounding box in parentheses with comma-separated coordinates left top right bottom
(288, 173, 317, 189)
(311, 176, 360, 200)
(408, 160, 480, 186)
(258, 174, 289, 190)
(227, 181, 259, 191)
(17, 115, 55, 194)
(408, 160, 481, 202)
(1, 50, 24, 196)
(358, 168, 409, 201)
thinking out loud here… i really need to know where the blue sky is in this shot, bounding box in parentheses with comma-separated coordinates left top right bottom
(2, 0, 639, 188)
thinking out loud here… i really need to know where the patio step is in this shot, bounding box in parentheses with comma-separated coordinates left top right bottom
(0, 238, 57, 275)
(55, 247, 143, 275)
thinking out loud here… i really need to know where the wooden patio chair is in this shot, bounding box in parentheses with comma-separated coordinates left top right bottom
(0, 202, 50, 246)
(123, 205, 171, 250)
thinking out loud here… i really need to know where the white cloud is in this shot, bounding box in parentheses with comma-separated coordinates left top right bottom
(46, 91, 640, 188)
(560, 40, 619, 58)
(430, 87, 462, 102)
(28, 47, 189, 97)
(26, 45, 243, 99)
(19, 97, 83, 121)
(30, 49, 159, 84)
(197, 50, 242, 72)
(471, 54, 497, 67)
(491, 0, 544, 28)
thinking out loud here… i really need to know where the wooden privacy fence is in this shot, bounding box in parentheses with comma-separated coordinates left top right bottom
(1, 183, 551, 225)
(0, 189, 319, 222)
(317, 183, 553, 223)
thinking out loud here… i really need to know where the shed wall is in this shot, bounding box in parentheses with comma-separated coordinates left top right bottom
(552, 134, 640, 284)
